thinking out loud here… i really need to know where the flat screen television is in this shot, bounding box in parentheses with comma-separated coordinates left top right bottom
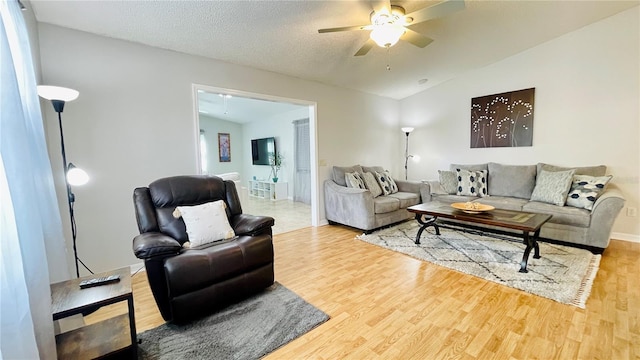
(251, 137, 276, 165)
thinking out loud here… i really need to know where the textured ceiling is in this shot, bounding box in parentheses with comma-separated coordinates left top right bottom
(30, 0, 638, 100)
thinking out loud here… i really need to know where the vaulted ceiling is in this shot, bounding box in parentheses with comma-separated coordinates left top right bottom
(30, 0, 638, 100)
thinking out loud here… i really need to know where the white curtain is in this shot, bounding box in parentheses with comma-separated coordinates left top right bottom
(292, 119, 310, 204)
(1, 0, 70, 358)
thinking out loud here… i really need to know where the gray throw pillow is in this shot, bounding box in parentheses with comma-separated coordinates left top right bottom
(438, 170, 458, 194)
(487, 163, 536, 199)
(362, 172, 382, 198)
(566, 175, 612, 210)
(530, 169, 575, 206)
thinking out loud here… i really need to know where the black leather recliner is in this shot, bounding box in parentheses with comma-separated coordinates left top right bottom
(132, 175, 275, 323)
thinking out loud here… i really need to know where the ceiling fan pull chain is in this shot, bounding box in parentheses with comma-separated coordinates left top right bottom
(386, 46, 391, 71)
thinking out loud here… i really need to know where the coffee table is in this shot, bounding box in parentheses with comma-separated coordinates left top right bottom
(407, 203, 552, 273)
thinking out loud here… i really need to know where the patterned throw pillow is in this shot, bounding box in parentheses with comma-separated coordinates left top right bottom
(384, 170, 399, 193)
(438, 170, 458, 194)
(362, 172, 383, 198)
(374, 171, 392, 196)
(344, 172, 366, 189)
(530, 169, 575, 206)
(566, 175, 612, 210)
(456, 169, 488, 197)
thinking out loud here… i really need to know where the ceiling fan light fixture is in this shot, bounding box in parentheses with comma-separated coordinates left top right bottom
(370, 24, 405, 48)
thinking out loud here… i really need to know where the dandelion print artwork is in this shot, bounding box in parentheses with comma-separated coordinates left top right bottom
(470, 88, 535, 148)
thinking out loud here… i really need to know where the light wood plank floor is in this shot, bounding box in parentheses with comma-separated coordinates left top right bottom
(86, 225, 640, 359)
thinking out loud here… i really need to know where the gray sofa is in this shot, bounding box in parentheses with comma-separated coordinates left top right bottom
(423, 162, 626, 252)
(324, 165, 429, 233)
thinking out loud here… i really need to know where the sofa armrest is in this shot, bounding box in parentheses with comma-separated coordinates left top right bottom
(133, 232, 182, 260)
(591, 187, 626, 217)
(395, 179, 431, 203)
(231, 214, 275, 236)
(324, 179, 375, 229)
(586, 187, 626, 248)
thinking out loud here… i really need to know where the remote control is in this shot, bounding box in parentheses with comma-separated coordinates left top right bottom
(79, 274, 120, 289)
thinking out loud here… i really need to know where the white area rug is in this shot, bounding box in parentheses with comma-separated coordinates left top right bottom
(357, 221, 600, 308)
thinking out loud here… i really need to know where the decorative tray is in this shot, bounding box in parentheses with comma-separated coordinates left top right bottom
(451, 202, 495, 214)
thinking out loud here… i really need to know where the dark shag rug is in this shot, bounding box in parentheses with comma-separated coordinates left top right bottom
(357, 221, 600, 308)
(137, 282, 328, 359)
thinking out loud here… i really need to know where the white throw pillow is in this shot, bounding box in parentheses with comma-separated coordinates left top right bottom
(344, 172, 366, 189)
(175, 200, 235, 247)
(456, 169, 488, 197)
(384, 170, 399, 193)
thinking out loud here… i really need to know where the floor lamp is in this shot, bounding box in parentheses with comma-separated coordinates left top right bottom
(401, 127, 414, 180)
(38, 85, 89, 278)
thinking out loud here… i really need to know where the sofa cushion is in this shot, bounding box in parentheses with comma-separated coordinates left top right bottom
(537, 163, 606, 177)
(387, 192, 420, 208)
(333, 165, 363, 187)
(362, 165, 385, 174)
(345, 172, 366, 189)
(431, 194, 479, 204)
(566, 175, 612, 210)
(373, 196, 400, 214)
(488, 163, 537, 199)
(530, 169, 575, 206)
(472, 196, 529, 211)
(449, 163, 488, 172)
(522, 202, 591, 227)
(362, 172, 382, 197)
(438, 170, 458, 194)
(456, 169, 488, 197)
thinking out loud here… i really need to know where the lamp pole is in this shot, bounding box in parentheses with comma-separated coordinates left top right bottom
(401, 127, 414, 180)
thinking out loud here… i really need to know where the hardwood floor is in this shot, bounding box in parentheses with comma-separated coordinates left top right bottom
(86, 225, 640, 359)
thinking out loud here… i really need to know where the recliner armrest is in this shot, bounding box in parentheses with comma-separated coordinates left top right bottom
(231, 214, 275, 236)
(133, 232, 182, 259)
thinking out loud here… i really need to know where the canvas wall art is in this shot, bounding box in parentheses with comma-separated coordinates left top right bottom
(470, 88, 535, 148)
(218, 133, 230, 162)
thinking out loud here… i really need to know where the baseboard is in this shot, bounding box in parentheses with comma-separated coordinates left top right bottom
(129, 263, 146, 275)
(611, 232, 640, 243)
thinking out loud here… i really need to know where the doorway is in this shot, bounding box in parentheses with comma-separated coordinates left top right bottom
(191, 84, 319, 232)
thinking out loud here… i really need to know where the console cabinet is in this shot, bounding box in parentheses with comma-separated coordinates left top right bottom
(249, 180, 287, 201)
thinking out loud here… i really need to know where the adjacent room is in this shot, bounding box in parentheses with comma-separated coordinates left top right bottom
(2, 0, 639, 359)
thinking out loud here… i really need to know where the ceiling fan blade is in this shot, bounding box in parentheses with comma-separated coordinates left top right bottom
(318, 25, 371, 33)
(405, 0, 465, 25)
(401, 29, 434, 48)
(370, 0, 391, 14)
(354, 39, 375, 56)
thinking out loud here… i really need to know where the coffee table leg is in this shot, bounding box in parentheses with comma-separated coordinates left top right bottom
(519, 231, 541, 273)
(415, 214, 439, 244)
(533, 229, 541, 259)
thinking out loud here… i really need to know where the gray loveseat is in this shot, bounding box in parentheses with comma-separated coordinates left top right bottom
(423, 162, 626, 252)
(324, 165, 429, 233)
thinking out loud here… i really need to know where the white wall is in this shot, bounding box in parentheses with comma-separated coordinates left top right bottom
(400, 8, 640, 239)
(38, 24, 400, 274)
(242, 107, 309, 193)
(198, 115, 243, 176)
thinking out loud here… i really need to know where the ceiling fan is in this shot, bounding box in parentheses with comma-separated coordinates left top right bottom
(318, 0, 465, 56)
